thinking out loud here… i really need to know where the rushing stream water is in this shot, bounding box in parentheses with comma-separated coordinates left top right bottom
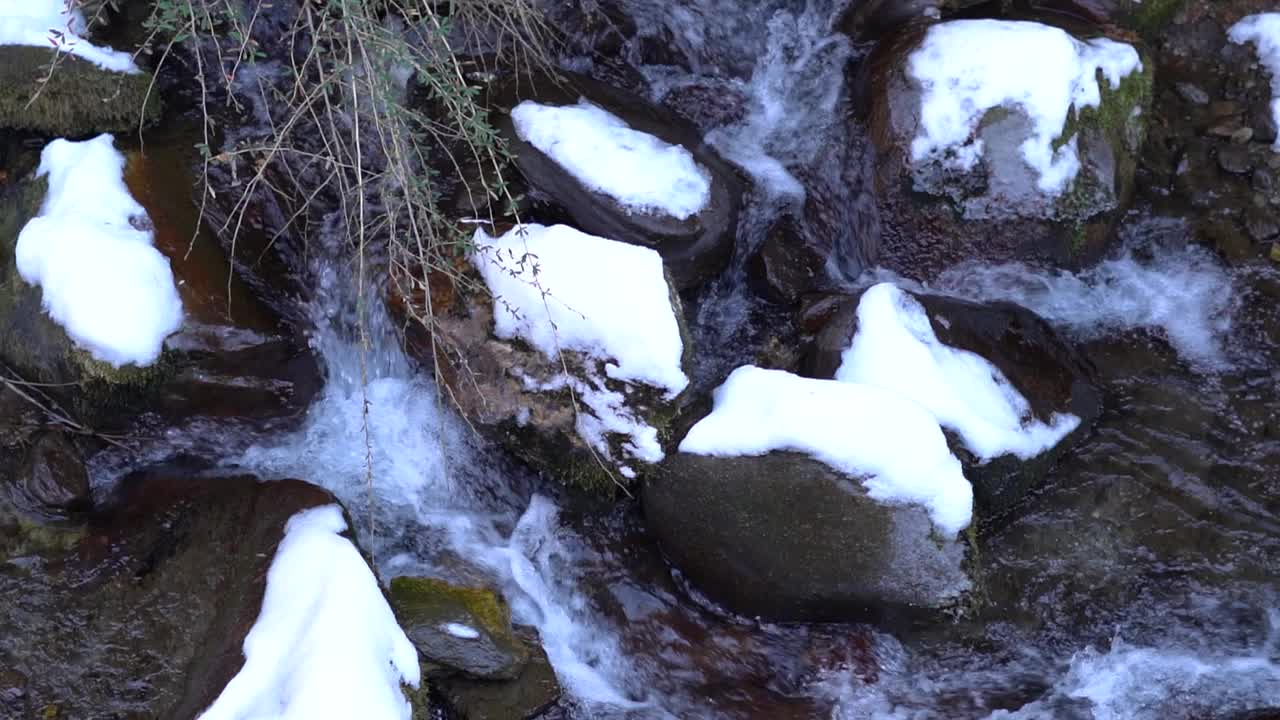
(74, 0, 1280, 716)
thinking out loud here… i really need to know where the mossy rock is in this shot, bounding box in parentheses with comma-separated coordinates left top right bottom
(0, 46, 160, 136)
(389, 576, 530, 681)
(432, 627, 561, 720)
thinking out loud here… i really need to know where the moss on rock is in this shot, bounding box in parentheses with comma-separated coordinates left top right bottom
(0, 46, 159, 136)
(389, 576, 530, 681)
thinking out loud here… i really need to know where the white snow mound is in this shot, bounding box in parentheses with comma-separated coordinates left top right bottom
(472, 223, 688, 397)
(1229, 13, 1280, 151)
(679, 365, 973, 536)
(908, 19, 1142, 193)
(511, 100, 711, 220)
(197, 504, 421, 720)
(16, 134, 182, 367)
(0, 0, 139, 72)
(836, 283, 1080, 461)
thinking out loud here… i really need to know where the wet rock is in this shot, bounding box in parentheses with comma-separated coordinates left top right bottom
(10, 431, 91, 520)
(0, 137, 319, 432)
(433, 627, 561, 720)
(489, 70, 743, 291)
(0, 669, 28, 719)
(801, 289, 1102, 521)
(1245, 207, 1280, 243)
(1198, 219, 1255, 264)
(390, 576, 529, 681)
(862, 19, 1154, 281)
(0, 471, 338, 719)
(1217, 144, 1253, 175)
(746, 214, 831, 304)
(0, 47, 160, 136)
(839, 0, 941, 41)
(395, 245, 692, 494)
(644, 451, 971, 622)
(1176, 82, 1211, 106)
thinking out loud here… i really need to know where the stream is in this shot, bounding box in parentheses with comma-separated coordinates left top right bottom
(58, 0, 1280, 717)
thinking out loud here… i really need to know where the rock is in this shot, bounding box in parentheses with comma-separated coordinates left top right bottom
(1217, 144, 1253, 175)
(489, 70, 743, 291)
(9, 431, 91, 520)
(1245, 207, 1280, 243)
(1176, 82, 1211, 106)
(644, 451, 971, 622)
(390, 576, 529, 681)
(1198, 219, 1255, 264)
(0, 669, 27, 719)
(1231, 127, 1255, 145)
(394, 238, 692, 494)
(801, 289, 1102, 520)
(838, 0, 941, 41)
(0, 136, 320, 432)
(0, 470, 338, 718)
(0, 46, 160, 136)
(746, 214, 832, 304)
(862, 19, 1154, 281)
(433, 627, 561, 720)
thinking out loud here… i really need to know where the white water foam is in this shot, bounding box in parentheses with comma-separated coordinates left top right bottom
(931, 245, 1240, 367)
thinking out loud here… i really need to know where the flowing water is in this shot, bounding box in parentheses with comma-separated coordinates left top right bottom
(85, 0, 1280, 717)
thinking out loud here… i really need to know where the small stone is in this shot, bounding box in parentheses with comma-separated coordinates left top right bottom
(1231, 127, 1255, 145)
(1271, 242, 1280, 263)
(1176, 83, 1210, 105)
(1245, 208, 1280, 243)
(1207, 120, 1244, 139)
(1218, 145, 1253, 175)
(389, 576, 530, 681)
(1209, 100, 1242, 118)
(1254, 168, 1276, 195)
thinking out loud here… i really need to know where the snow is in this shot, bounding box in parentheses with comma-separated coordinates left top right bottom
(510, 100, 711, 219)
(835, 283, 1079, 461)
(679, 365, 972, 536)
(197, 504, 421, 720)
(1229, 13, 1280, 151)
(442, 623, 481, 640)
(16, 134, 183, 367)
(908, 19, 1142, 193)
(472, 223, 688, 397)
(0, 0, 139, 72)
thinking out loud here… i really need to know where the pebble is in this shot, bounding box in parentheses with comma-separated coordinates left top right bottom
(1218, 145, 1252, 174)
(1271, 242, 1280, 263)
(1231, 127, 1255, 144)
(1176, 83, 1210, 106)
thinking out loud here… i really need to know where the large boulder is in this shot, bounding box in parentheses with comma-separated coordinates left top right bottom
(487, 70, 743, 291)
(0, 46, 160, 136)
(801, 287, 1102, 521)
(0, 470, 338, 718)
(861, 16, 1154, 280)
(644, 451, 971, 622)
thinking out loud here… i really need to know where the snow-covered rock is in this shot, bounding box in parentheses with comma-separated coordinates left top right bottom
(493, 70, 742, 290)
(198, 505, 421, 720)
(804, 285, 1101, 518)
(862, 16, 1152, 280)
(16, 134, 182, 368)
(399, 223, 692, 492)
(1229, 13, 1280, 151)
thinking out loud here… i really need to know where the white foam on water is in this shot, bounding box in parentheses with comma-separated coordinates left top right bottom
(932, 245, 1240, 367)
(703, 4, 851, 199)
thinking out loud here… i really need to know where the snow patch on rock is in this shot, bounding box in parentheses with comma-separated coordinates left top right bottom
(908, 19, 1141, 193)
(16, 134, 182, 367)
(197, 504, 420, 720)
(0, 0, 139, 72)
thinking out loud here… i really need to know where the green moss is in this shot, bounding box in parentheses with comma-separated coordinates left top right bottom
(1120, 0, 1188, 38)
(390, 576, 512, 640)
(0, 46, 160, 136)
